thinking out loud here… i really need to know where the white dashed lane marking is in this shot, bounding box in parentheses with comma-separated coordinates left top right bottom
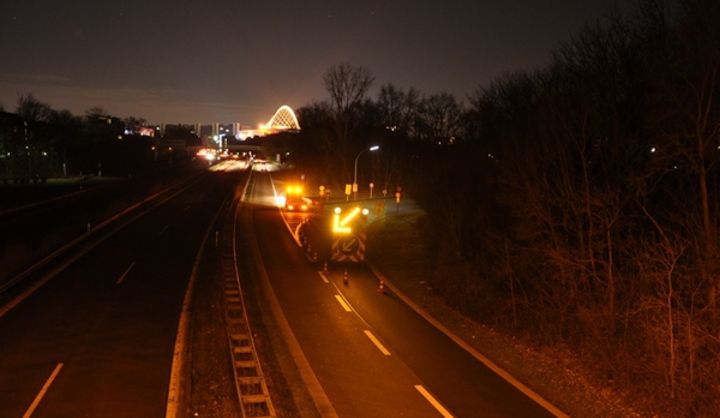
(334, 294, 352, 312)
(363, 330, 391, 356)
(414, 385, 454, 418)
(116, 261, 136, 285)
(22, 362, 64, 418)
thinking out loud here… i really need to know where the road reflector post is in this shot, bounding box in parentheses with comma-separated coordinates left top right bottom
(377, 278, 385, 293)
(343, 270, 349, 286)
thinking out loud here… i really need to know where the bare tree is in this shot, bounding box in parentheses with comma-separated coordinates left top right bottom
(377, 84, 419, 139)
(324, 63, 375, 120)
(323, 63, 374, 179)
(640, 0, 720, 316)
(16, 93, 53, 123)
(85, 106, 108, 119)
(415, 92, 462, 144)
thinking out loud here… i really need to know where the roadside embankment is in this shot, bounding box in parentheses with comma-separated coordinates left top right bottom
(366, 206, 646, 418)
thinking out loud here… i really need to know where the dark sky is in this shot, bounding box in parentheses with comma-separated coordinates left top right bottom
(0, 0, 623, 125)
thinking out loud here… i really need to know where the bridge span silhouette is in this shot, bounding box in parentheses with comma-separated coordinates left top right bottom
(190, 105, 300, 143)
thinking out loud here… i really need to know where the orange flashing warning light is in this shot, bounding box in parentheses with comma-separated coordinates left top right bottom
(286, 184, 304, 195)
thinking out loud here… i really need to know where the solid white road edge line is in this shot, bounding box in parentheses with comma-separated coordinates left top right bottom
(115, 261, 136, 285)
(22, 362, 64, 418)
(247, 173, 338, 417)
(334, 294, 352, 312)
(414, 385, 454, 418)
(368, 264, 569, 418)
(363, 330, 391, 356)
(268, 172, 280, 197)
(269, 174, 302, 245)
(318, 271, 330, 283)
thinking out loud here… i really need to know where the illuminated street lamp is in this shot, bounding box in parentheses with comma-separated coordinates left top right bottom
(353, 145, 379, 200)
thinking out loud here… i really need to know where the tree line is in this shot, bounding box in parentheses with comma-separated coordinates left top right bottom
(292, 63, 467, 192)
(295, 0, 720, 415)
(0, 94, 192, 183)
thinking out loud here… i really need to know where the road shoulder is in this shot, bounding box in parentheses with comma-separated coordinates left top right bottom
(366, 209, 644, 418)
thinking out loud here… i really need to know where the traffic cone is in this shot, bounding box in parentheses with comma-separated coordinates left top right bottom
(377, 279, 385, 293)
(343, 270, 349, 286)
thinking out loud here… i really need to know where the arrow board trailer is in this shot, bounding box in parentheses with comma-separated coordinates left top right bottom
(331, 232, 367, 263)
(298, 205, 369, 265)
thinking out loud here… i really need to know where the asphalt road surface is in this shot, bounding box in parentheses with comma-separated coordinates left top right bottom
(0, 167, 239, 418)
(0, 163, 559, 418)
(248, 172, 555, 418)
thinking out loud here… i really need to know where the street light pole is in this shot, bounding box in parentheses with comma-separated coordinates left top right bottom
(353, 145, 379, 200)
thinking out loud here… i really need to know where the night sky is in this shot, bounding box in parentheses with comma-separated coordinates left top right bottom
(1, 0, 623, 125)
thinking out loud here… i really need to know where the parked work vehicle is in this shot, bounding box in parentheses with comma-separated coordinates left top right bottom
(280, 183, 317, 212)
(297, 205, 369, 265)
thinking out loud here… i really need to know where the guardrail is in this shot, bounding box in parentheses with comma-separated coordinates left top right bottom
(223, 170, 277, 418)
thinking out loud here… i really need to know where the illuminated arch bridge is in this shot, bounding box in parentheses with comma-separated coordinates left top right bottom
(238, 105, 300, 139)
(265, 105, 300, 130)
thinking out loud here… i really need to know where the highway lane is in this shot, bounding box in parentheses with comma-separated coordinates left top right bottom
(248, 174, 441, 417)
(250, 171, 556, 418)
(0, 161, 209, 285)
(325, 268, 554, 417)
(0, 167, 242, 418)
